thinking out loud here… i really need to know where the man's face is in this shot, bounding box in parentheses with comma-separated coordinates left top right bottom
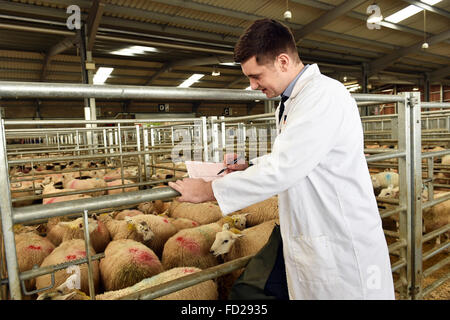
(241, 56, 284, 98)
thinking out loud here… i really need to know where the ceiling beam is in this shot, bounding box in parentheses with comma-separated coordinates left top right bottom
(86, 0, 105, 51)
(40, 36, 79, 81)
(429, 65, 450, 82)
(293, 0, 367, 41)
(400, 0, 450, 19)
(369, 29, 450, 76)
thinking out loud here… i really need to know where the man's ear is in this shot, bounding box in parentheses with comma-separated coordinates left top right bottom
(276, 53, 290, 72)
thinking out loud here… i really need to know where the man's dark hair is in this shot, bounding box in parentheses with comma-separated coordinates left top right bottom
(234, 18, 299, 65)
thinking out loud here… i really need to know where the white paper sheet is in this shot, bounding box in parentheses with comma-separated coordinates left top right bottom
(185, 161, 226, 181)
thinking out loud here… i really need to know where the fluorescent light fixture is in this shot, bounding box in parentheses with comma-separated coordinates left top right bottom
(220, 62, 240, 66)
(212, 67, 220, 76)
(245, 86, 252, 90)
(413, 87, 419, 91)
(111, 45, 158, 56)
(93, 67, 114, 85)
(385, 0, 442, 23)
(178, 74, 204, 88)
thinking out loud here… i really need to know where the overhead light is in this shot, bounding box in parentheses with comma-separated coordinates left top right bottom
(413, 87, 419, 91)
(385, 0, 441, 24)
(111, 45, 158, 56)
(212, 67, 220, 77)
(245, 86, 252, 90)
(178, 74, 204, 88)
(220, 62, 239, 66)
(284, 0, 292, 21)
(93, 67, 114, 85)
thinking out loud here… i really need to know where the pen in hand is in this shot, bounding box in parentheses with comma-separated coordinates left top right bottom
(217, 156, 243, 175)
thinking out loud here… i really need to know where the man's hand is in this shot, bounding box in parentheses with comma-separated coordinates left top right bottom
(168, 178, 216, 203)
(223, 153, 249, 174)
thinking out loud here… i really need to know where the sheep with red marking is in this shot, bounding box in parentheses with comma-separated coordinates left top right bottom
(35, 239, 100, 296)
(95, 213, 154, 244)
(40, 182, 91, 205)
(161, 222, 223, 270)
(96, 267, 218, 300)
(62, 175, 107, 197)
(113, 209, 144, 220)
(106, 179, 138, 195)
(125, 214, 178, 257)
(99, 239, 163, 291)
(14, 228, 55, 291)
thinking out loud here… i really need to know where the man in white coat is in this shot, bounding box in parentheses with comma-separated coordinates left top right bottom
(169, 18, 395, 300)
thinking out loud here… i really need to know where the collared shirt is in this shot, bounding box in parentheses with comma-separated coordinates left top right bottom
(282, 64, 310, 98)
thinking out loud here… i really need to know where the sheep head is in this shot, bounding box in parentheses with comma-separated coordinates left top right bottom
(378, 184, 399, 198)
(230, 213, 249, 230)
(371, 175, 381, 189)
(58, 217, 98, 234)
(37, 275, 88, 300)
(209, 223, 243, 257)
(125, 217, 154, 242)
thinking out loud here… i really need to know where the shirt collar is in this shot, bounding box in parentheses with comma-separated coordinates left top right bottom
(282, 64, 310, 99)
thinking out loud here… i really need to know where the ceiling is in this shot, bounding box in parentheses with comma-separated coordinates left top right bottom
(0, 0, 449, 94)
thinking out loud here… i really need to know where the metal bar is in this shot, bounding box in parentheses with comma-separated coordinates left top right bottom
(422, 224, 450, 243)
(422, 240, 450, 261)
(0, 81, 275, 101)
(119, 255, 253, 300)
(366, 151, 406, 162)
(0, 118, 21, 299)
(422, 256, 450, 278)
(82, 210, 96, 300)
(422, 272, 450, 298)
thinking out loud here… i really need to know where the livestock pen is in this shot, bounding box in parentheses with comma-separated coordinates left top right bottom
(0, 82, 448, 300)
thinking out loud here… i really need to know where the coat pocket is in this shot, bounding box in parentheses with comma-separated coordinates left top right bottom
(290, 235, 338, 283)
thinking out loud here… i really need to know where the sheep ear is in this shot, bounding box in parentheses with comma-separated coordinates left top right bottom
(92, 213, 98, 221)
(222, 223, 230, 231)
(79, 223, 83, 229)
(243, 213, 250, 217)
(232, 233, 244, 239)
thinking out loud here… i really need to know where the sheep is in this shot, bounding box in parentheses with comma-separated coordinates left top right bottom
(96, 266, 218, 300)
(234, 196, 279, 227)
(423, 191, 450, 246)
(37, 275, 90, 300)
(113, 209, 144, 220)
(62, 175, 107, 197)
(14, 231, 55, 291)
(170, 201, 223, 225)
(35, 239, 100, 296)
(99, 239, 164, 291)
(40, 182, 91, 205)
(209, 219, 279, 299)
(10, 180, 36, 207)
(103, 167, 138, 181)
(124, 214, 178, 256)
(168, 217, 200, 231)
(55, 216, 111, 253)
(160, 211, 250, 270)
(371, 171, 399, 189)
(161, 222, 223, 270)
(106, 179, 138, 195)
(95, 213, 155, 244)
(138, 200, 170, 215)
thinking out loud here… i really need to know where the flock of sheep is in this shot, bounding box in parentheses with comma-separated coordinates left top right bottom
(8, 157, 279, 300)
(367, 144, 450, 244)
(6, 142, 449, 300)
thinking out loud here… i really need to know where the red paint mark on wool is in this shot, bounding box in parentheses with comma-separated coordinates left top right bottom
(27, 245, 41, 250)
(128, 248, 156, 265)
(163, 219, 169, 223)
(65, 250, 86, 261)
(192, 221, 198, 226)
(175, 236, 200, 253)
(183, 268, 196, 274)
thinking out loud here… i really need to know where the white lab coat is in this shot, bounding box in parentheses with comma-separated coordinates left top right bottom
(212, 64, 395, 300)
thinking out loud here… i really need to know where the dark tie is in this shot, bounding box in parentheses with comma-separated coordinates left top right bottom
(278, 95, 289, 124)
